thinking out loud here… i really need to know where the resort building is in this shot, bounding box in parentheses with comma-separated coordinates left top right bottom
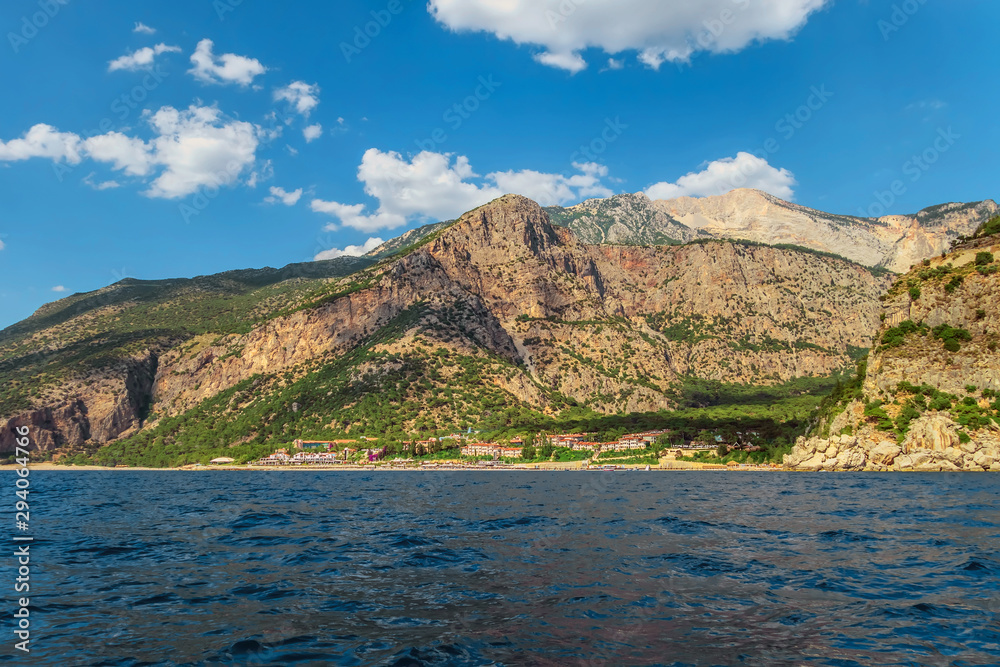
(549, 433, 589, 447)
(460, 443, 522, 458)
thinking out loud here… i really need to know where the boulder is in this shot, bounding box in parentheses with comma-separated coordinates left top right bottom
(801, 453, 825, 470)
(959, 440, 980, 455)
(783, 451, 804, 468)
(941, 449, 965, 466)
(834, 448, 866, 471)
(914, 460, 944, 472)
(973, 451, 995, 469)
(903, 415, 960, 452)
(869, 441, 902, 466)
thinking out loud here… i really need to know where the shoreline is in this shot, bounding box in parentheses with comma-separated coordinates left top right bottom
(3, 461, 742, 472)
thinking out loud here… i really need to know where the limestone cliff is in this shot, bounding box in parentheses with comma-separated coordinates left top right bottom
(549, 189, 997, 273)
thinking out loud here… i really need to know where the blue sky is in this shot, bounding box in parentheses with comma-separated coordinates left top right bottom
(0, 0, 997, 328)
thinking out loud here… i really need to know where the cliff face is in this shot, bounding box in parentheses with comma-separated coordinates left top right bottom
(784, 231, 1000, 471)
(2, 195, 892, 455)
(549, 189, 998, 273)
(0, 352, 157, 452)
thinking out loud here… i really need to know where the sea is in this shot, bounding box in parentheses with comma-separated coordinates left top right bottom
(2, 471, 998, 666)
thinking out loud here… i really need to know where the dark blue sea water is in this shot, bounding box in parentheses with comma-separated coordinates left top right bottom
(2, 471, 999, 666)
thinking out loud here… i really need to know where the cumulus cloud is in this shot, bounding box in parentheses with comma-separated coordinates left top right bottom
(265, 185, 302, 206)
(82, 132, 153, 176)
(52, 285, 68, 292)
(311, 149, 614, 232)
(133, 22, 156, 34)
(491, 161, 614, 204)
(0, 239, 5, 251)
(143, 105, 262, 198)
(303, 124, 323, 142)
(645, 152, 797, 200)
(108, 43, 180, 72)
(0, 124, 82, 163)
(188, 38, 266, 86)
(274, 81, 320, 117)
(428, 0, 829, 71)
(314, 237, 384, 261)
(0, 107, 264, 199)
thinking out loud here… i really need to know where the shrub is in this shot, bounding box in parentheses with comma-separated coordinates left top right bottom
(933, 324, 972, 352)
(880, 320, 926, 350)
(966, 385, 978, 394)
(977, 264, 999, 276)
(976, 309, 987, 320)
(922, 258, 931, 267)
(894, 404, 921, 436)
(975, 251, 995, 266)
(945, 275, 964, 294)
(909, 285, 921, 300)
(977, 215, 1000, 238)
(930, 394, 953, 411)
(958, 431, 971, 444)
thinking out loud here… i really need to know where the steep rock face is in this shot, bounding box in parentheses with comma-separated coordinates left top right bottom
(0, 352, 157, 452)
(784, 232, 1000, 471)
(150, 250, 521, 416)
(866, 239, 1000, 398)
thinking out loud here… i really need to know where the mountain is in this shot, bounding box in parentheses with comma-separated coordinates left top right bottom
(1, 195, 892, 463)
(547, 189, 998, 273)
(544, 193, 708, 245)
(784, 216, 1000, 471)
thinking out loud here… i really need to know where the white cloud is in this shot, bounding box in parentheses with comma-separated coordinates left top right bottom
(274, 81, 320, 117)
(0, 124, 82, 163)
(601, 58, 625, 72)
(645, 152, 797, 200)
(265, 186, 302, 206)
(52, 285, 68, 292)
(108, 43, 180, 72)
(490, 161, 613, 204)
(314, 237, 384, 261)
(188, 38, 266, 86)
(311, 149, 614, 232)
(428, 0, 830, 71)
(0, 239, 5, 251)
(82, 172, 121, 190)
(83, 132, 153, 176)
(303, 124, 323, 142)
(0, 106, 264, 199)
(143, 105, 261, 198)
(133, 22, 156, 35)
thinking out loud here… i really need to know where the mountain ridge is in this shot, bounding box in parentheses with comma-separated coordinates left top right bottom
(1, 194, 893, 462)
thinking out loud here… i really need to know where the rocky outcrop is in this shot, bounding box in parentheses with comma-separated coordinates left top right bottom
(785, 230, 1000, 471)
(0, 351, 157, 452)
(785, 425, 1000, 472)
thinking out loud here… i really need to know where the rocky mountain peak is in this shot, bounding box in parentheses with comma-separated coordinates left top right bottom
(434, 194, 562, 261)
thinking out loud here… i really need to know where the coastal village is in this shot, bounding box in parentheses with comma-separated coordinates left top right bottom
(223, 429, 778, 470)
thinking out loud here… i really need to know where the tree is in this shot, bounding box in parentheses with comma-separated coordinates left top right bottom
(716, 442, 729, 458)
(521, 444, 536, 460)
